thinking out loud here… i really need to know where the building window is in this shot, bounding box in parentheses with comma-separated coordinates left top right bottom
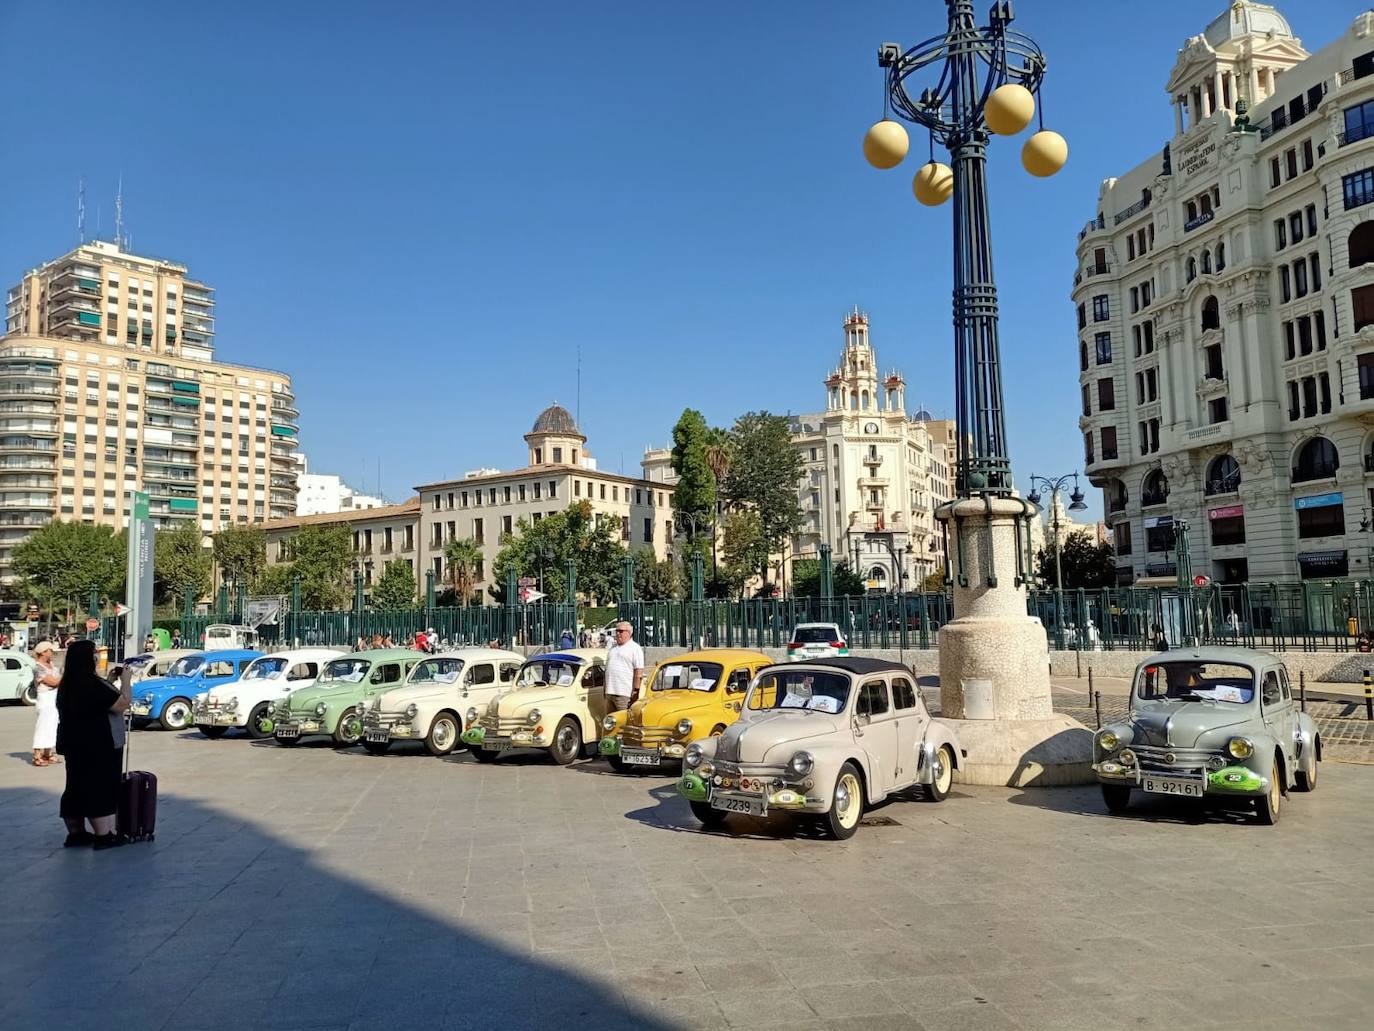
(1270, 157, 1281, 189)
(1092, 295, 1109, 322)
(502, 515, 512, 535)
(1076, 303, 1086, 330)
(1211, 514, 1246, 547)
(1205, 454, 1241, 496)
(1280, 266, 1291, 304)
(1204, 343, 1224, 379)
(1113, 522, 1132, 556)
(1094, 332, 1112, 364)
(1097, 378, 1114, 410)
(534, 447, 543, 464)
(1079, 341, 1088, 371)
(1361, 354, 1374, 400)
(1343, 168, 1374, 210)
(552, 447, 562, 463)
(1345, 100, 1374, 146)
(1200, 295, 1219, 331)
(1100, 426, 1117, 460)
(1146, 521, 1174, 552)
(1354, 284, 1374, 330)
(473, 518, 484, 544)
(533, 482, 542, 499)
(1297, 502, 1344, 539)
(1208, 397, 1229, 424)
(1293, 436, 1339, 481)
(1142, 469, 1168, 506)
(1275, 218, 1287, 249)
(1083, 432, 1094, 466)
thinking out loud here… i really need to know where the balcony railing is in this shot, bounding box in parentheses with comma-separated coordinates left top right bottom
(1084, 262, 1112, 278)
(1292, 464, 1339, 483)
(1113, 196, 1151, 225)
(1077, 213, 1106, 240)
(1338, 122, 1374, 148)
(1204, 475, 1241, 496)
(1141, 490, 1169, 507)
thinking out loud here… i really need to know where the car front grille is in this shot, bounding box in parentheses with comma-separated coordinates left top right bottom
(481, 715, 528, 735)
(363, 710, 403, 729)
(708, 758, 785, 779)
(624, 725, 672, 748)
(1132, 745, 1219, 774)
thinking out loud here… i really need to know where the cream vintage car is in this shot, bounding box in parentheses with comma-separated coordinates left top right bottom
(459, 648, 608, 765)
(359, 648, 524, 756)
(193, 648, 347, 739)
(678, 657, 965, 839)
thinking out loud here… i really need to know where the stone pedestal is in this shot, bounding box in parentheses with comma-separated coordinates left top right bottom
(936, 496, 1094, 786)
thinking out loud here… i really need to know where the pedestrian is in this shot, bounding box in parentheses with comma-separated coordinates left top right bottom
(559, 627, 575, 649)
(1358, 631, 1373, 654)
(355, 635, 367, 652)
(1151, 623, 1168, 652)
(425, 627, 438, 653)
(55, 639, 130, 850)
(31, 640, 61, 767)
(171, 628, 182, 650)
(144, 633, 159, 652)
(370, 633, 383, 650)
(381, 632, 394, 648)
(1226, 610, 1240, 639)
(605, 620, 644, 712)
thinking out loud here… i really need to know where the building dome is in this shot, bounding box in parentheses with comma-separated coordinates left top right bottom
(912, 408, 935, 422)
(1204, 2, 1293, 47)
(530, 403, 580, 436)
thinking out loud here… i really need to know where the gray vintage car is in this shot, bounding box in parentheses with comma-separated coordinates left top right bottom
(1094, 647, 1320, 824)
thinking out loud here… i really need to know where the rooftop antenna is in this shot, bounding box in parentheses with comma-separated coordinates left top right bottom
(576, 345, 581, 427)
(77, 177, 86, 244)
(114, 174, 124, 250)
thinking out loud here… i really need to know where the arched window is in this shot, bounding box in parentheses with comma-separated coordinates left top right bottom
(849, 392, 858, 411)
(861, 390, 869, 410)
(1200, 295, 1220, 331)
(1080, 341, 1088, 371)
(868, 566, 887, 586)
(1205, 454, 1241, 495)
(1215, 242, 1226, 271)
(1142, 469, 1169, 506)
(1349, 221, 1374, 268)
(1292, 436, 1339, 482)
(1186, 256, 1197, 282)
(1201, 250, 1212, 274)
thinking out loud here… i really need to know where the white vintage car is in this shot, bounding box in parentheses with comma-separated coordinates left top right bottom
(678, 657, 965, 839)
(359, 648, 524, 756)
(192, 648, 345, 739)
(122, 649, 203, 687)
(459, 648, 608, 765)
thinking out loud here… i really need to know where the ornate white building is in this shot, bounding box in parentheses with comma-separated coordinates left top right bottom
(790, 311, 955, 590)
(1074, 2, 1374, 584)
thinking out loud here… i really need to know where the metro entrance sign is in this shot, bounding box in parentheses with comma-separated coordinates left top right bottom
(85, 617, 100, 632)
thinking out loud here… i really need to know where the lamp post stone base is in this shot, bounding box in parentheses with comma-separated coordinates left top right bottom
(936, 497, 1094, 787)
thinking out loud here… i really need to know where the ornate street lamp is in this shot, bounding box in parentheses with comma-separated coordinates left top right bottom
(1027, 471, 1087, 646)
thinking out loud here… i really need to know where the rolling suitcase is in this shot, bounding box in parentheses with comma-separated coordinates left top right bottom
(118, 712, 157, 842)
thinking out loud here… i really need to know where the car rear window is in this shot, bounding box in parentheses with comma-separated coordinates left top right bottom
(792, 627, 839, 644)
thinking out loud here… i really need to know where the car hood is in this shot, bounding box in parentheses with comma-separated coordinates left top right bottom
(139, 675, 199, 698)
(207, 679, 290, 704)
(493, 686, 572, 714)
(285, 681, 366, 711)
(377, 684, 455, 710)
(1129, 701, 1252, 748)
(721, 710, 847, 762)
(632, 692, 721, 728)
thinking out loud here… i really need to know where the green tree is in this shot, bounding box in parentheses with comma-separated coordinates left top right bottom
(12, 520, 126, 616)
(791, 558, 866, 597)
(489, 501, 628, 604)
(213, 524, 266, 590)
(444, 537, 484, 606)
(257, 564, 295, 598)
(922, 570, 948, 592)
(371, 559, 417, 609)
(720, 510, 767, 597)
(290, 524, 355, 609)
(633, 549, 681, 601)
(670, 408, 716, 557)
(1036, 533, 1116, 589)
(722, 411, 804, 585)
(154, 520, 212, 605)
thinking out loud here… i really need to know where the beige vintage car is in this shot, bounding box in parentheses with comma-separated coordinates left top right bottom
(678, 657, 964, 839)
(459, 648, 608, 765)
(360, 648, 524, 756)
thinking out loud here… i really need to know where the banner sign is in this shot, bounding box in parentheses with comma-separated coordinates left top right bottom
(1294, 492, 1343, 510)
(1208, 505, 1244, 520)
(123, 491, 155, 659)
(1143, 515, 1175, 529)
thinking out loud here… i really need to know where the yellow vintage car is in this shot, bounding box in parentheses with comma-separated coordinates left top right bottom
(597, 649, 773, 772)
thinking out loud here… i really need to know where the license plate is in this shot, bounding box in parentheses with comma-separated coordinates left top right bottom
(276, 726, 300, 738)
(365, 729, 390, 743)
(622, 751, 660, 766)
(484, 738, 511, 752)
(1143, 776, 1203, 797)
(710, 791, 766, 816)
(130, 704, 149, 716)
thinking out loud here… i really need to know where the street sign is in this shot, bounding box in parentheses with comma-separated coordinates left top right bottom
(1192, 574, 1210, 587)
(114, 603, 130, 617)
(85, 617, 100, 631)
(518, 577, 536, 587)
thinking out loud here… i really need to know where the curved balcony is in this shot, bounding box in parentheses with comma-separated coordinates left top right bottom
(0, 437, 58, 455)
(0, 512, 53, 528)
(0, 361, 59, 380)
(0, 476, 56, 491)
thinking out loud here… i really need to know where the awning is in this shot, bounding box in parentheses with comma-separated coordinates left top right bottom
(1295, 492, 1343, 510)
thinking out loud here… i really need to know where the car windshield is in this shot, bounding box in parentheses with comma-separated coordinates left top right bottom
(791, 626, 839, 644)
(123, 655, 153, 671)
(518, 659, 581, 688)
(650, 662, 724, 692)
(1136, 661, 1255, 704)
(242, 657, 287, 681)
(167, 656, 204, 678)
(747, 669, 851, 713)
(319, 658, 371, 684)
(409, 657, 464, 685)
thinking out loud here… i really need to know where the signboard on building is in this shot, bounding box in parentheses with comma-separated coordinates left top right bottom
(1208, 504, 1244, 520)
(122, 492, 155, 659)
(1143, 515, 1175, 528)
(1294, 492, 1343, 509)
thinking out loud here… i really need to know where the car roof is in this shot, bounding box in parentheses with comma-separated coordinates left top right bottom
(199, 649, 262, 661)
(781, 656, 913, 676)
(147, 649, 202, 661)
(255, 648, 347, 663)
(1138, 646, 1278, 668)
(528, 649, 602, 663)
(792, 622, 842, 629)
(653, 649, 772, 665)
(424, 648, 524, 663)
(336, 649, 427, 661)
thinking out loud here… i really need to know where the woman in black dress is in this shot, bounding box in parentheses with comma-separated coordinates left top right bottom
(56, 639, 130, 850)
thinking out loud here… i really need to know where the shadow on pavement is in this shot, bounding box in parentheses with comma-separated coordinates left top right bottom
(0, 785, 678, 1031)
(1006, 784, 1260, 825)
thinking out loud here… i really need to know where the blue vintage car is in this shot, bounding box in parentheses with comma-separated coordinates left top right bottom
(129, 649, 260, 731)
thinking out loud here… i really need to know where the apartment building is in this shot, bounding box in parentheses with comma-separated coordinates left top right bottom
(260, 497, 421, 591)
(0, 240, 297, 582)
(1073, 3, 1374, 583)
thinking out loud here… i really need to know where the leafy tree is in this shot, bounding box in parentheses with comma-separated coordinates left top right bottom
(444, 537, 484, 606)
(922, 570, 948, 592)
(213, 525, 266, 590)
(1036, 533, 1116, 589)
(257, 564, 295, 598)
(791, 558, 866, 597)
(633, 549, 681, 601)
(489, 501, 628, 605)
(290, 524, 355, 609)
(371, 559, 417, 609)
(670, 408, 716, 557)
(12, 520, 125, 616)
(720, 510, 766, 597)
(154, 520, 212, 606)
(703, 427, 734, 489)
(721, 411, 804, 585)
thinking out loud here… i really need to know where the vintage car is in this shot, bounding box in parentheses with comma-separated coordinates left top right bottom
(269, 648, 424, 746)
(598, 649, 773, 771)
(128, 649, 262, 731)
(677, 657, 964, 840)
(121, 649, 203, 687)
(786, 622, 849, 662)
(1093, 647, 1321, 824)
(1, 649, 39, 704)
(192, 647, 346, 739)
(360, 648, 524, 756)
(459, 648, 608, 764)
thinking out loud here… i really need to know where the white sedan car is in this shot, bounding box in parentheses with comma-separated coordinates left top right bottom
(786, 622, 849, 662)
(193, 647, 346, 738)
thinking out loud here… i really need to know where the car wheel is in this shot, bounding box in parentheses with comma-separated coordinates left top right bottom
(689, 800, 726, 828)
(159, 698, 192, 731)
(425, 713, 460, 757)
(471, 746, 500, 763)
(273, 733, 299, 747)
(822, 762, 864, 840)
(20, 681, 38, 706)
(1101, 784, 1131, 814)
(1256, 758, 1282, 825)
(361, 739, 391, 756)
(550, 717, 581, 765)
(1295, 756, 1318, 792)
(245, 703, 272, 740)
(333, 709, 363, 747)
(922, 744, 955, 802)
(197, 725, 228, 740)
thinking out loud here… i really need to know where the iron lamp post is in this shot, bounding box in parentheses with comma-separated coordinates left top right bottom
(1026, 472, 1087, 646)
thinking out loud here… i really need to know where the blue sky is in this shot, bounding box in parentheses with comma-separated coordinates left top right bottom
(0, 1, 1358, 518)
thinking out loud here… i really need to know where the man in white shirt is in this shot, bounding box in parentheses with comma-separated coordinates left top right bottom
(605, 621, 644, 712)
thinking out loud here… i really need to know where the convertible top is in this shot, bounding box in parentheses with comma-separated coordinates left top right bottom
(790, 657, 912, 676)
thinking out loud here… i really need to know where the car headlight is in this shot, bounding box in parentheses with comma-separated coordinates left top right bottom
(405, 703, 419, 719)
(676, 718, 693, 736)
(527, 709, 541, 726)
(1116, 748, 1136, 766)
(684, 743, 704, 769)
(315, 701, 327, 716)
(788, 751, 814, 776)
(602, 714, 617, 731)
(466, 707, 478, 724)
(1097, 731, 1119, 752)
(143, 693, 154, 704)
(224, 697, 238, 713)
(1227, 737, 1253, 760)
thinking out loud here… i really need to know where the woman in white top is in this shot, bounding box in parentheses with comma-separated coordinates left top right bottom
(31, 640, 61, 766)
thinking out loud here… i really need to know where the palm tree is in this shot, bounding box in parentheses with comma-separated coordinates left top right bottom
(703, 428, 734, 586)
(444, 538, 483, 607)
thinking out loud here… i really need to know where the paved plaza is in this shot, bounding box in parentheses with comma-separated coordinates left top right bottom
(2, 702, 1373, 1031)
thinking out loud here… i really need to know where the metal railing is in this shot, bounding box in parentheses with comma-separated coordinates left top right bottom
(1113, 196, 1150, 225)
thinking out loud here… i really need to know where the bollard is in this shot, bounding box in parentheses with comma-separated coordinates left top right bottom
(1365, 669, 1373, 722)
(1299, 670, 1306, 713)
(1075, 648, 1082, 679)
(1088, 666, 1095, 709)
(1094, 690, 1102, 729)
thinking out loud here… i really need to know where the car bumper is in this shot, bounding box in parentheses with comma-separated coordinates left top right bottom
(195, 709, 247, 728)
(273, 718, 325, 738)
(599, 738, 686, 766)
(677, 772, 820, 813)
(129, 702, 153, 718)
(363, 721, 416, 743)
(1093, 762, 1269, 795)
(459, 727, 545, 751)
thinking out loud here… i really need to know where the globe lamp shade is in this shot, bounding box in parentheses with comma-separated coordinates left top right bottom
(1026, 490, 1042, 506)
(1069, 489, 1088, 512)
(984, 83, 1035, 135)
(863, 119, 910, 170)
(1022, 130, 1068, 177)
(912, 161, 954, 206)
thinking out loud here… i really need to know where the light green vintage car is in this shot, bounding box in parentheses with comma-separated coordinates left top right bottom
(269, 648, 425, 747)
